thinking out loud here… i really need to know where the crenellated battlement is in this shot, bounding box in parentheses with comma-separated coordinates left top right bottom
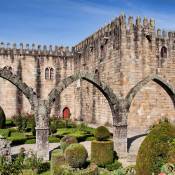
(73, 14, 156, 52)
(0, 42, 73, 57)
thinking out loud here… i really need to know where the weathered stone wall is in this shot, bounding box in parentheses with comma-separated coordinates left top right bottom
(0, 15, 175, 138)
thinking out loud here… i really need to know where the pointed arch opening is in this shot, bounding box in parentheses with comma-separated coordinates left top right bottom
(48, 72, 120, 124)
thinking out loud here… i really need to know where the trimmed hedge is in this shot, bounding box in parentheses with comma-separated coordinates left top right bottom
(25, 138, 36, 144)
(136, 121, 175, 175)
(0, 129, 10, 138)
(51, 149, 65, 175)
(94, 126, 110, 141)
(60, 135, 78, 151)
(91, 140, 114, 166)
(48, 136, 60, 143)
(64, 143, 88, 168)
(7, 132, 27, 145)
(5, 119, 15, 127)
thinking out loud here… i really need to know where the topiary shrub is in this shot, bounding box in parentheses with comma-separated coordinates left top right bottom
(60, 135, 78, 151)
(51, 149, 65, 175)
(0, 106, 6, 129)
(91, 140, 114, 166)
(136, 121, 175, 175)
(94, 126, 110, 141)
(64, 143, 88, 168)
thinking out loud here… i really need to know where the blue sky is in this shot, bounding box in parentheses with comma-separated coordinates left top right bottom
(0, 0, 175, 46)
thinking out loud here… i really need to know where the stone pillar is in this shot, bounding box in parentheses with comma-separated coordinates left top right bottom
(113, 100, 128, 159)
(35, 100, 49, 161)
(113, 124, 127, 159)
(36, 127, 49, 161)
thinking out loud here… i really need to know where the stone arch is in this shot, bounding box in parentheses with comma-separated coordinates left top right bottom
(48, 71, 120, 120)
(0, 67, 37, 109)
(125, 74, 175, 111)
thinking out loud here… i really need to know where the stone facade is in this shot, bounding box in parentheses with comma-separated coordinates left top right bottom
(0, 14, 175, 162)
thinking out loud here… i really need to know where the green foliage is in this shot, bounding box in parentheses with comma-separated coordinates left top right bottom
(50, 117, 60, 134)
(68, 130, 92, 142)
(56, 126, 94, 142)
(12, 113, 28, 132)
(0, 155, 24, 175)
(94, 126, 110, 141)
(48, 136, 60, 143)
(12, 113, 35, 133)
(5, 119, 15, 127)
(160, 163, 175, 174)
(0, 107, 6, 129)
(37, 162, 50, 174)
(60, 135, 78, 151)
(85, 136, 95, 141)
(7, 132, 27, 145)
(136, 121, 175, 175)
(26, 114, 36, 136)
(24, 152, 50, 174)
(110, 166, 136, 175)
(112, 167, 126, 175)
(105, 160, 122, 171)
(168, 138, 175, 163)
(91, 140, 114, 166)
(52, 165, 73, 175)
(64, 143, 88, 168)
(74, 163, 98, 175)
(0, 129, 10, 138)
(25, 138, 36, 144)
(51, 149, 65, 175)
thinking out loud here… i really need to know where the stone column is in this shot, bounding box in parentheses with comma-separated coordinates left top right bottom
(35, 100, 50, 161)
(113, 124, 127, 159)
(113, 100, 128, 159)
(36, 127, 49, 161)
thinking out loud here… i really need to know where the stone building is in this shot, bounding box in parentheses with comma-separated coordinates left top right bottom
(0, 14, 175, 161)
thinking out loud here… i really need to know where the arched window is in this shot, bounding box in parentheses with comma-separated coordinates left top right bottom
(161, 46, 167, 58)
(45, 68, 49, 80)
(50, 68, 54, 80)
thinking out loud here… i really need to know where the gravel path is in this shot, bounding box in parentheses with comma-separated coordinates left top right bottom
(11, 143, 60, 155)
(10, 141, 91, 157)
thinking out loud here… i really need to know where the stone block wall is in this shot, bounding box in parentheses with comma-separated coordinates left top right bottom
(0, 15, 175, 141)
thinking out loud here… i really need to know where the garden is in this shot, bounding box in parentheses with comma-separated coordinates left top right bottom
(0, 109, 175, 175)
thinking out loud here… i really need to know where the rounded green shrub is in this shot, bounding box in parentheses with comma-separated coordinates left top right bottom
(60, 135, 78, 151)
(91, 140, 114, 166)
(64, 143, 88, 168)
(0, 106, 6, 129)
(94, 126, 110, 141)
(136, 121, 175, 175)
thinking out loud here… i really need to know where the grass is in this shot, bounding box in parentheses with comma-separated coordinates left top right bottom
(7, 131, 27, 145)
(48, 136, 60, 143)
(0, 128, 10, 138)
(56, 127, 94, 142)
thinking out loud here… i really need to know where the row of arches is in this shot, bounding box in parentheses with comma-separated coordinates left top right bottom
(0, 66, 174, 160)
